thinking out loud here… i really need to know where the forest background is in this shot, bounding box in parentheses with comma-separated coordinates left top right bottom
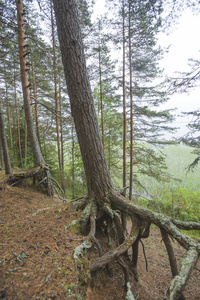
(0, 0, 200, 237)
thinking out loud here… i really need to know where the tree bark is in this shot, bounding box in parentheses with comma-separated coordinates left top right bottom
(98, 29, 105, 150)
(0, 92, 12, 175)
(53, 0, 113, 199)
(59, 75, 64, 171)
(51, 0, 62, 171)
(30, 45, 40, 146)
(128, 2, 133, 201)
(16, 0, 53, 196)
(16, 0, 44, 167)
(14, 68, 23, 168)
(122, 0, 127, 198)
(72, 121, 75, 199)
(4, 61, 12, 149)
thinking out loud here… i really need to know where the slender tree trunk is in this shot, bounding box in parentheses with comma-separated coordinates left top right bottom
(121, 0, 127, 233)
(51, 0, 61, 171)
(0, 138, 4, 170)
(16, 0, 44, 166)
(128, 3, 133, 201)
(72, 121, 75, 199)
(53, 0, 114, 198)
(30, 45, 40, 145)
(122, 0, 127, 197)
(98, 37, 105, 150)
(59, 76, 64, 171)
(4, 62, 12, 149)
(14, 68, 23, 168)
(13, 112, 18, 156)
(108, 124, 111, 171)
(16, 0, 53, 196)
(0, 92, 12, 174)
(24, 119, 27, 167)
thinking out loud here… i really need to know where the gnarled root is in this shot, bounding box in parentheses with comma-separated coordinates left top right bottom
(110, 191, 200, 299)
(65, 190, 200, 299)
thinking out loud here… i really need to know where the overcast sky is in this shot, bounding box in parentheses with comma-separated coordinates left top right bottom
(158, 9, 200, 138)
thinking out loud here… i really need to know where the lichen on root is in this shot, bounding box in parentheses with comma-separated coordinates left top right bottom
(64, 190, 200, 299)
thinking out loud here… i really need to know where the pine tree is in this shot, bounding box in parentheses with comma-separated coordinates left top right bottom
(53, 1, 200, 298)
(0, 91, 12, 174)
(15, 0, 54, 196)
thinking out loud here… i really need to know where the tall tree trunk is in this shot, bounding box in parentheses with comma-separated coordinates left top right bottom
(98, 37, 105, 150)
(24, 119, 27, 167)
(4, 62, 12, 149)
(128, 3, 133, 201)
(51, 0, 61, 171)
(108, 124, 111, 171)
(14, 68, 23, 168)
(30, 45, 40, 145)
(16, 0, 53, 196)
(16, 0, 44, 166)
(13, 112, 18, 156)
(122, 0, 127, 197)
(72, 121, 75, 199)
(53, 0, 113, 198)
(0, 138, 4, 170)
(0, 92, 12, 175)
(59, 76, 64, 171)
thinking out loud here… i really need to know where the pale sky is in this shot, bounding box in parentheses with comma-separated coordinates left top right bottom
(159, 9, 200, 138)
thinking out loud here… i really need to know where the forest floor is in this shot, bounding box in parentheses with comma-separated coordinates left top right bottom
(0, 183, 200, 300)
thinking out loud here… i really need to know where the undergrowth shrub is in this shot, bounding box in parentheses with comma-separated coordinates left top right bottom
(135, 187, 200, 238)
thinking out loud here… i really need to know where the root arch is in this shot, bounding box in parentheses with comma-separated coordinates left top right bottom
(69, 190, 200, 300)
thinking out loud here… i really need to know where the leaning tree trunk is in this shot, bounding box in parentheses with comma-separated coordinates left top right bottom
(53, 1, 200, 299)
(15, 0, 53, 197)
(0, 92, 12, 175)
(52, 0, 113, 199)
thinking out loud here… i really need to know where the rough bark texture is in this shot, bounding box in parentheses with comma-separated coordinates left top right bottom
(4, 62, 12, 149)
(0, 92, 12, 175)
(98, 37, 105, 150)
(51, 0, 62, 171)
(30, 45, 40, 145)
(128, 2, 133, 201)
(16, 0, 44, 167)
(16, 0, 53, 197)
(14, 69, 23, 167)
(53, 0, 113, 198)
(166, 248, 199, 300)
(122, 0, 127, 198)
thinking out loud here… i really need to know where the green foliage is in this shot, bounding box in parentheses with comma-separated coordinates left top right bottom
(134, 144, 200, 237)
(157, 187, 200, 222)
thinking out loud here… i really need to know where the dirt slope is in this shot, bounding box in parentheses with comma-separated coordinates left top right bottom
(0, 185, 200, 299)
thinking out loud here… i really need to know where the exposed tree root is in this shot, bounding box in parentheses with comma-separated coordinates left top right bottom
(65, 190, 200, 299)
(90, 216, 140, 272)
(165, 248, 199, 300)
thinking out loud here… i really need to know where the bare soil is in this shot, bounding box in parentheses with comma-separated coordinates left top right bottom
(0, 185, 200, 299)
